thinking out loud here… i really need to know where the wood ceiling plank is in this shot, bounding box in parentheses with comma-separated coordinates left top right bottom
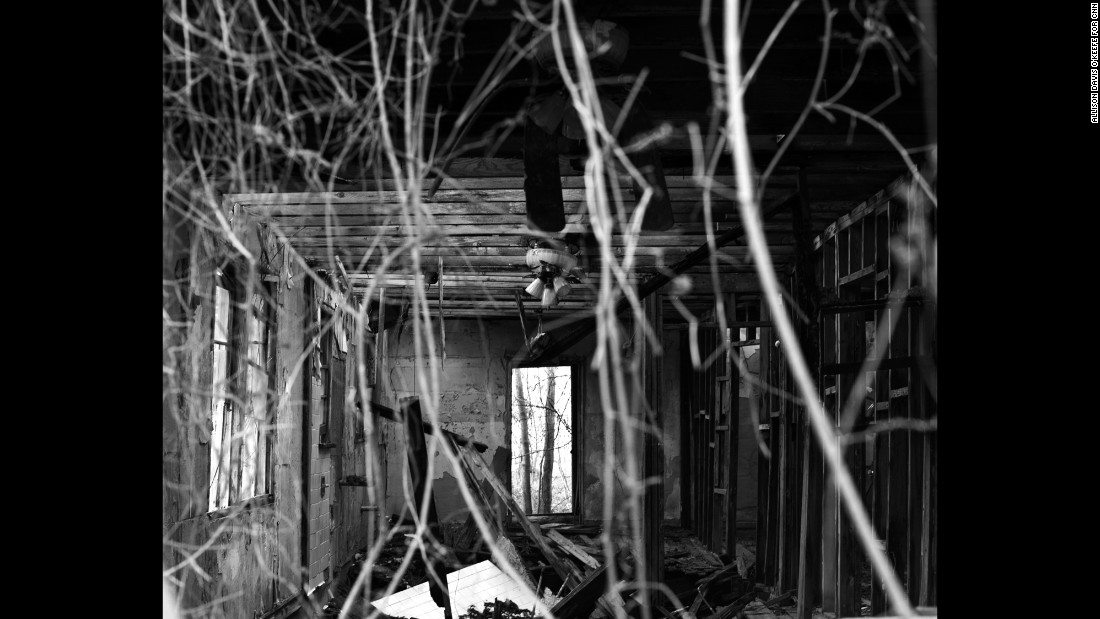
(259, 206, 848, 228)
(286, 233, 774, 248)
(298, 245, 795, 261)
(262, 222, 811, 239)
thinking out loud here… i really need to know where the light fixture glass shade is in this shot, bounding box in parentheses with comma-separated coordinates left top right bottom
(525, 247, 577, 272)
(552, 276, 572, 298)
(541, 287, 558, 307)
(525, 278, 545, 298)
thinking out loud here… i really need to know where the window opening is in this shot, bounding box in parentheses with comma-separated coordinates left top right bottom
(510, 365, 573, 515)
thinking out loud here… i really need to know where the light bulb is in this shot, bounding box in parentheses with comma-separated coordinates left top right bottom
(541, 286, 558, 307)
(525, 278, 545, 298)
(552, 276, 572, 298)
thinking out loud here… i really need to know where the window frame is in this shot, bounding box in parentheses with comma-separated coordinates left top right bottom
(207, 266, 276, 513)
(506, 357, 584, 521)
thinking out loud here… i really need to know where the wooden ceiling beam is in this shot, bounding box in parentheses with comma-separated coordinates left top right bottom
(255, 208, 847, 228)
(284, 232, 794, 248)
(271, 221, 812, 238)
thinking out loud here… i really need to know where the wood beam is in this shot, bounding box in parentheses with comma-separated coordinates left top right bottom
(642, 292, 664, 593)
(794, 169, 824, 619)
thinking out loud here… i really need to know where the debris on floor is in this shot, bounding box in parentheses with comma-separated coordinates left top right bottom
(665, 535, 724, 576)
(317, 512, 771, 619)
(458, 598, 538, 619)
(371, 560, 548, 619)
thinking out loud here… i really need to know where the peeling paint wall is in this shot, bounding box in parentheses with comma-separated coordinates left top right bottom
(381, 318, 522, 523)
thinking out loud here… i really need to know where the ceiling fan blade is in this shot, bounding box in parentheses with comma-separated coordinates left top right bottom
(632, 148, 674, 231)
(527, 91, 566, 134)
(523, 114, 567, 232)
(618, 103, 674, 231)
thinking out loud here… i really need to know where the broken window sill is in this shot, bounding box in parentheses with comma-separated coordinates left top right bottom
(206, 493, 274, 521)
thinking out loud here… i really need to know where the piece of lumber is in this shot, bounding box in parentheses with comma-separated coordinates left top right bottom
(764, 590, 795, 608)
(836, 286, 864, 618)
(702, 590, 758, 619)
(456, 444, 583, 588)
(546, 529, 601, 570)
(549, 562, 612, 618)
(642, 292, 665, 593)
(371, 400, 489, 452)
(735, 543, 755, 578)
(574, 545, 605, 557)
(793, 165, 825, 619)
(688, 562, 741, 616)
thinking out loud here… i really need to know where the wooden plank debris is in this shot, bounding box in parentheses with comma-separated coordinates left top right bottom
(549, 561, 612, 619)
(455, 443, 584, 588)
(546, 529, 601, 570)
(700, 590, 759, 619)
(764, 590, 795, 608)
(735, 542, 756, 577)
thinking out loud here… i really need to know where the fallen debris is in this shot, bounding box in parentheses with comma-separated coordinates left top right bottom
(546, 529, 601, 571)
(685, 561, 753, 618)
(549, 557, 615, 618)
(458, 599, 537, 619)
(372, 560, 549, 619)
(455, 441, 583, 587)
(665, 535, 725, 576)
(763, 590, 794, 609)
(734, 542, 756, 579)
(702, 590, 760, 619)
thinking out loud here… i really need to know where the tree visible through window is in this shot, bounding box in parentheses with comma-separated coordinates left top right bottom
(510, 366, 573, 514)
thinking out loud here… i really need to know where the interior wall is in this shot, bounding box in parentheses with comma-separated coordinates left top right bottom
(380, 318, 524, 524)
(372, 313, 686, 530)
(575, 322, 680, 527)
(575, 331, 619, 524)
